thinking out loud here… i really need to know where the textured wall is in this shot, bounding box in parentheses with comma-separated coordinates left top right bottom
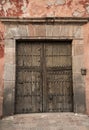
(0, 0, 89, 117)
(83, 23, 89, 115)
(0, 0, 89, 17)
(0, 22, 4, 117)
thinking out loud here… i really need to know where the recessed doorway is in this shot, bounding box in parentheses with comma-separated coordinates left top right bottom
(15, 40, 73, 114)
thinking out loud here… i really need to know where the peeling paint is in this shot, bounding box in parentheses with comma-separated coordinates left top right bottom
(72, 10, 85, 17)
(0, 0, 89, 17)
(55, 0, 66, 5)
(0, 0, 28, 16)
(86, 5, 89, 13)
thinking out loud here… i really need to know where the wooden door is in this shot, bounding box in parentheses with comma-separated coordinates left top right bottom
(15, 41, 73, 114)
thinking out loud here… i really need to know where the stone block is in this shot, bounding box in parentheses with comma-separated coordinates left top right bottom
(72, 55, 85, 73)
(73, 26, 83, 39)
(5, 24, 19, 38)
(4, 64, 16, 81)
(5, 45, 15, 65)
(60, 25, 70, 37)
(46, 24, 53, 37)
(5, 39, 15, 48)
(74, 44, 84, 56)
(45, 24, 80, 38)
(73, 73, 85, 83)
(5, 24, 29, 38)
(5, 47, 15, 54)
(72, 39, 84, 45)
(52, 25, 62, 37)
(72, 40, 84, 56)
(29, 24, 35, 36)
(5, 51, 15, 64)
(52, 25, 61, 36)
(3, 81, 15, 116)
(73, 82, 86, 113)
(68, 25, 74, 37)
(46, 24, 71, 37)
(35, 24, 46, 37)
(18, 24, 29, 37)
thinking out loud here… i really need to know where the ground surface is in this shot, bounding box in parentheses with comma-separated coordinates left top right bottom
(0, 113, 89, 130)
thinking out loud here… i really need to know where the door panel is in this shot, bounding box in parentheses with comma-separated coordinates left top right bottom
(15, 41, 73, 114)
(15, 42, 43, 114)
(45, 43, 73, 112)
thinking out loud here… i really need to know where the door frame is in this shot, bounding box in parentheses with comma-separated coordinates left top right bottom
(4, 39, 86, 114)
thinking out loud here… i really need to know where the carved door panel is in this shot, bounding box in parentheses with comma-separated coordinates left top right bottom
(44, 42, 73, 112)
(15, 42, 43, 114)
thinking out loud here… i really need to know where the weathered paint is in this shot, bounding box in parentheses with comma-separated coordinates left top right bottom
(0, 0, 89, 17)
(0, 22, 4, 117)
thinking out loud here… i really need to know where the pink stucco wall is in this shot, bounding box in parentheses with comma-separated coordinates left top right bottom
(0, 0, 89, 17)
(83, 23, 89, 115)
(0, 0, 89, 116)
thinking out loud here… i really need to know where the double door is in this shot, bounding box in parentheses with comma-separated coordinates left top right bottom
(15, 41, 73, 114)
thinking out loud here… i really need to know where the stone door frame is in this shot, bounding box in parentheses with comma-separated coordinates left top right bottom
(1, 17, 87, 116)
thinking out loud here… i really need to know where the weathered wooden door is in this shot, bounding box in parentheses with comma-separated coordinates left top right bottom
(15, 41, 73, 114)
(44, 42, 73, 112)
(15, 42, 43, 114)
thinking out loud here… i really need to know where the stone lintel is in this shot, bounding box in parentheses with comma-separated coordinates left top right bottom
(0, 17, 88, 24)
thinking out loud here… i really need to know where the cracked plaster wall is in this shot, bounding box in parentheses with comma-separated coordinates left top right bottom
(0, 0, 89, 117)
(0, 0, 89, 17)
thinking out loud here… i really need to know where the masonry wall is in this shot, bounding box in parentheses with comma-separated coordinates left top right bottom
(0, 0, 89, 117)
(83, 23, 89, 115)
